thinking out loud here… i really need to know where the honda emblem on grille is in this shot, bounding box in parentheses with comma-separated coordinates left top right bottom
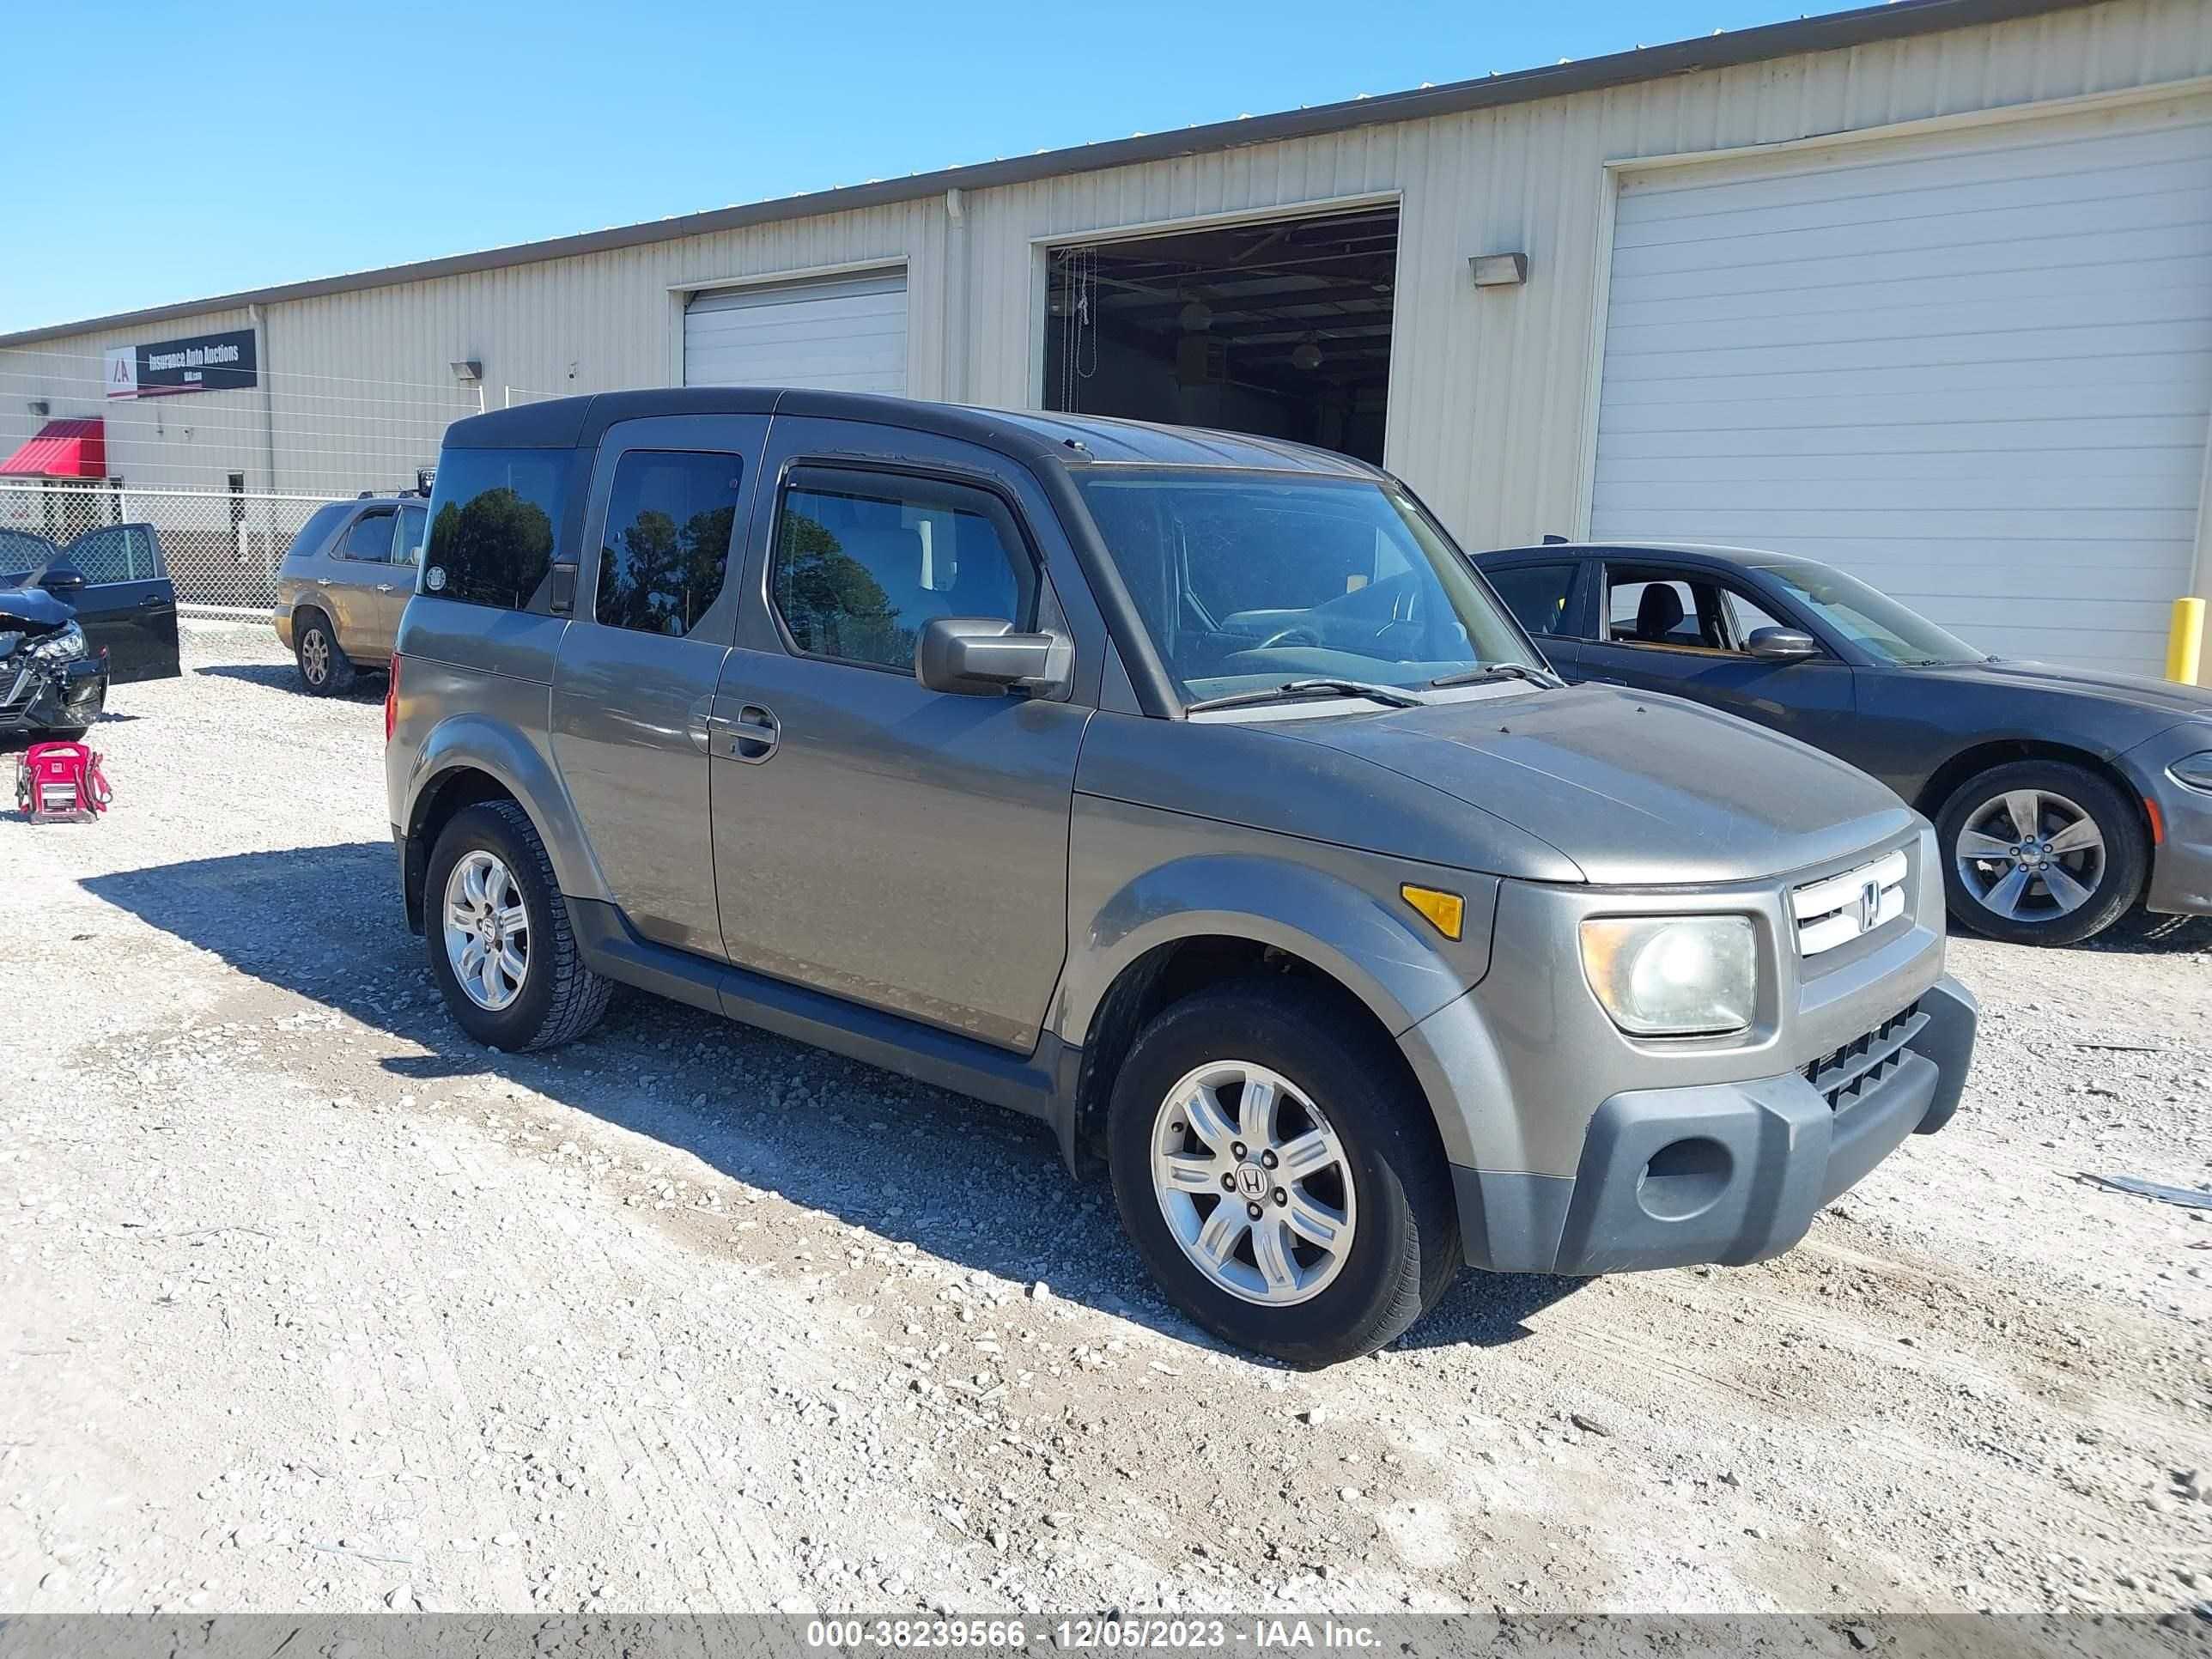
(1860, 880, 1881, 933)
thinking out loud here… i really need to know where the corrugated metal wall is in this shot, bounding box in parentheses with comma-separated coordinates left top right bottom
(4, 0, 2207, 547)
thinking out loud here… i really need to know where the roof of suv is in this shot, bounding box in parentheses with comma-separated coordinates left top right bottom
(444, 388, 1384, 480)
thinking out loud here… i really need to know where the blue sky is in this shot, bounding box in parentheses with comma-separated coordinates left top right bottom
(2, 0, 1869, 332)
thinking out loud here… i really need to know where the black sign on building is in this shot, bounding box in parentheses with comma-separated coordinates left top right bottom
(104, 329, 259, 398)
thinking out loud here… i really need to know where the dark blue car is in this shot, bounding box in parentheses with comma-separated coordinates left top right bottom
(1476, 540, 2212, 946)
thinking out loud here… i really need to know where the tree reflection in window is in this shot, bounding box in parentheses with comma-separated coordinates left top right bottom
(425, 447, 571, 612)
(430, 488, 556, 610)
(773, 509, 910, 668)
(595, 453, 742, 637)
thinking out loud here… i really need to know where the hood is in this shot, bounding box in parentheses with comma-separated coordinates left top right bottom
(1277, 684, 1917, 886)
(0, 584, 74, 631)
(1910, 657, 2212, 732)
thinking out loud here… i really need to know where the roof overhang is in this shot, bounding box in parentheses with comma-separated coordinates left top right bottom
(0, 417, 106, 479)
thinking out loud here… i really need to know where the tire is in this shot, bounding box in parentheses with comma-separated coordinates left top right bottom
(1936, 759, 2146, 946)
(424, 800, 612, 1050)
(1106, 977, 1458, 1368)
(294, 611, 356, 696)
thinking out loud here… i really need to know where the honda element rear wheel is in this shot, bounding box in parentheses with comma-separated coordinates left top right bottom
(425, 801, 612, 1051)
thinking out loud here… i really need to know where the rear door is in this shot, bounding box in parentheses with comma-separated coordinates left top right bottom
(1577, 559, 1858, 754)
(326, 505, 400, 662)
(365, 502, 428, 659)
(58, 523, 180, 683)
(549, 416, 760, 959)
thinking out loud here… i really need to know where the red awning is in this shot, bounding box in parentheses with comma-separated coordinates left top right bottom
(0, 417, 106, 479)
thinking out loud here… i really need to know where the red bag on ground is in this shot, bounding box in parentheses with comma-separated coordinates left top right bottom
(15, 740, 112, 823)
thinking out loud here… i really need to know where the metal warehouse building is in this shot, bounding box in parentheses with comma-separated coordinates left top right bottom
(3, 0, 2209, 672)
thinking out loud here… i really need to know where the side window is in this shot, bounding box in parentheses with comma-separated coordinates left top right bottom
(125, 527, 163, 579)
(1487, 562, 1578, 638)
(770, 471, 1035, 673)
(422, 447, 574, 611)
(392, 505, 428, 568)
(594, 451, 744, 638)
(1607, 572, 1718, 648)
(64, 526, 131, 584)
(337, 510, 394, 563)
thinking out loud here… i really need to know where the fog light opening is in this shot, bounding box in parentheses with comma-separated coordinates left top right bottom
(1637, 1137, 1733, 1221)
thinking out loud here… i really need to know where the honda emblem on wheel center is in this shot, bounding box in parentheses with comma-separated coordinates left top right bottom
(1236, 1164, 1267, 1199)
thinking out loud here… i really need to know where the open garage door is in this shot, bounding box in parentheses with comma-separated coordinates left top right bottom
(1590, 103, 2212, 676)
(684, 270, 908, 394)
(1043, 205, 1398, 464)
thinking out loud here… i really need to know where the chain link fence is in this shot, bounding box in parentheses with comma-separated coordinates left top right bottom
(0, 479, 347, 610)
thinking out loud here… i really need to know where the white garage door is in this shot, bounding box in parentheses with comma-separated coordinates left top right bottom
(683, 270, 908, 395)
(1591, 102, 2212, 676)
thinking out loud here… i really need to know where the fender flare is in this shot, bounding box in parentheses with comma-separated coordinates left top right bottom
(1052, 854, 1496, 1050)
(402, 714, 611, 903)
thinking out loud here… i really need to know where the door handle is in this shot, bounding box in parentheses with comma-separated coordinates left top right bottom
(723, 704, 780, 763)
(316, 577, 331, 586)
(376, 583, 395, 593)
(137, 595, 163, 607)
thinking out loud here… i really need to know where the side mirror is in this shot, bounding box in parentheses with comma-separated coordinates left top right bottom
(39, 562, 87, 599)
(1746, 626, 1820, 662)
(915, 617, 1070, 697)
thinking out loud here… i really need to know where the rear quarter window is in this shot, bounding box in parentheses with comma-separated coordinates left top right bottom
(423, 447, 574, 611)
(283, 501, 354, 564)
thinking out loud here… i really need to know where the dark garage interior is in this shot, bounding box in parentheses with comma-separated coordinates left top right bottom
(1043, 205, 1399, 464)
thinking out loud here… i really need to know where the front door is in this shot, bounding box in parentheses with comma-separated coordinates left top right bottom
(709, 428, 1090, 1054)
(58, 524, 179, 682)
(1572, 561, 1859, 757)
(549, 417, 763, 959)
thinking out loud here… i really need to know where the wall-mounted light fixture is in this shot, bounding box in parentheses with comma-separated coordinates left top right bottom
(27, 398, 50, 417)
(1469, 252, 1530, 289)
(450, 359, 483, 384)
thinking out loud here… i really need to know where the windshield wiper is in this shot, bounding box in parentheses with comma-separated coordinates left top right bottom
(1182, 678, 1427, 715)
(1428, 661, 1565, 690)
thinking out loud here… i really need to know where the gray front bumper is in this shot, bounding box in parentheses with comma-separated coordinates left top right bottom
(1453, 974, 1977, 1275)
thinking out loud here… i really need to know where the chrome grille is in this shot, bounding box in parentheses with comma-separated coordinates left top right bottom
(1792, 849, 1909, 957)
(1803, 1001, 1926, 1111)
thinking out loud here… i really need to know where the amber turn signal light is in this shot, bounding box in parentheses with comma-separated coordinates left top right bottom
(1400, 883, 1464, 941)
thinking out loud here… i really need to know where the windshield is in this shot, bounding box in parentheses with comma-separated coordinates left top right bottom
(1073, 470, 1538, 705)
(1756, 562, 1984, 665)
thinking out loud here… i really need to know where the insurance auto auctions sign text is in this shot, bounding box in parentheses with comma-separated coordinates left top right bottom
(103, 328, 258, 399)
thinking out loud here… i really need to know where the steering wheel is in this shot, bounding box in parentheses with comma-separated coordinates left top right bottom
(1258, 627, 1320, 651)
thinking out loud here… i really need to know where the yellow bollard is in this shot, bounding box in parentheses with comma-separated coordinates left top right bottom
(2169, 597, 2205, 685)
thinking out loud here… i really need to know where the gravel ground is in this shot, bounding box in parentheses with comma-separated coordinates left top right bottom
(3, 618, 2209, 1620)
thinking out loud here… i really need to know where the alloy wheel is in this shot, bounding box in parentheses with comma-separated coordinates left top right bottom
(442, 849, 530, 1011)
(1150, 1060, 1356, 1307)
(301, 629, 330, 684)
(1954, 787, 2106, 924)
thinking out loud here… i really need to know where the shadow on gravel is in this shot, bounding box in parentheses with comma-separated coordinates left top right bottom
(194, 662, 387, 697)
(86, 839, 1577, 1360)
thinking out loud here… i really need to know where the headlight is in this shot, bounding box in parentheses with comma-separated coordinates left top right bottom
(2169, 750, 2212, 794)
(1579, 915, 1757, 1036)
(27, 621, 86, 662)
